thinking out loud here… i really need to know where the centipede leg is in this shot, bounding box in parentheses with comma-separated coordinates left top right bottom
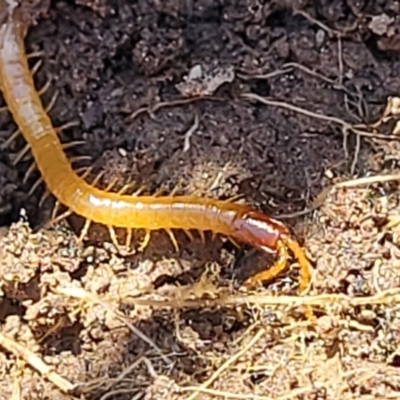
(50, 208, 73, 226)
(223, 193, 245, 203)
(284, 237, 311, 294)
(132, 185, 147, 197)
(61, 141, 87, 151)
(125, 229, 133, 248)
(118, 182, 136, 195)
(107, 225, 121, 251)
(245, 237, 314, 319)
(227, 236, 240, 248)
(31, 59, 43, 77)
(23, 163, 37, 184)
(107, 186, 134, 250)
(166, 229, 179, 252)
(138, 229, 151, 252)
(63, 168, 105, 239)
(12, 143, 30, 165)
(27, 176, 44, 197)
(37, 76, 51, 96)
(2, 128, 21, 149)
(27, 50, 45, 60)
(78, 219, 92, 243)
(153, 187, 168, 197)
(198, 230, 206, 245)
(170, 184, 180, 196)
(117, 185, 136, 248)
(55, 120, 80, 134)
(44, 89, 58, 115)
(244, 239, 289, 288)
(68, 155, 92, 166)
(86, 170, 104, 188)
(104, 177, 119, 191)
(182, 229, 194, 242)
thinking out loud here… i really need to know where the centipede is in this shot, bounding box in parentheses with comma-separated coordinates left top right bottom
(0, 2, 312, 304)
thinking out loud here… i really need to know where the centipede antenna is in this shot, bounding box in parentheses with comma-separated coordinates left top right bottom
(30, 59, 43, 77)
(2, 128, 20, 148)
(13, 143, 31, 165)
(166, 229, 180, 252)
(138, 229, 151, 252)
(125, 228, 133, 248)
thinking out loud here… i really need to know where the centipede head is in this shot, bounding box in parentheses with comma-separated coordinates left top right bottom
(233, 210, 291, 254)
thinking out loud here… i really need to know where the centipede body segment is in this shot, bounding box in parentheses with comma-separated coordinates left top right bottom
(0, 1, 313, 306)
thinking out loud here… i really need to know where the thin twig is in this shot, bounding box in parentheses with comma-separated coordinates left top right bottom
(178, 384, 316, 400)
(240, 92, 399, 140)
(334, 173, 400, 188)
(184, 328, 266, 400)
(56, 286, 172, 365)
(127, 96, 223, 121)
(236, 66, 292, 81)
(350, 132, 361, 175)
(183, 112, 199, 152)
(0, 332, 77, 394)
(120, 288, 400, 310)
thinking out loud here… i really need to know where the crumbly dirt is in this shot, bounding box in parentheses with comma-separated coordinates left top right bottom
(1, 0, 400, 399)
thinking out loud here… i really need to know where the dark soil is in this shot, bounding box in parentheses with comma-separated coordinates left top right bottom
(1, 0, 400, 399)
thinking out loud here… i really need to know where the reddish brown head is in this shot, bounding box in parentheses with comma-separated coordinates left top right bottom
(231, 210, 290, 254)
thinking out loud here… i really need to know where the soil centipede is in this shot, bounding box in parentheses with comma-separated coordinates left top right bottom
(0, 2, 312, 299)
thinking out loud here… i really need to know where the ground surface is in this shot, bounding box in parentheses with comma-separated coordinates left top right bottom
(1, 0, 400, 399)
